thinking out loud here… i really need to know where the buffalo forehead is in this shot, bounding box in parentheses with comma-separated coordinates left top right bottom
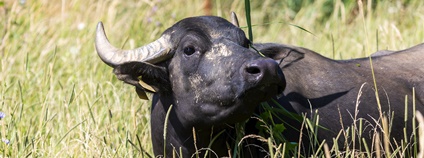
(204, 43, 242, 80)
(206, 43, 233, 60)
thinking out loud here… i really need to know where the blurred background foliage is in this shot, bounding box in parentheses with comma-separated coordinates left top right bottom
(0, 0, 423, 157)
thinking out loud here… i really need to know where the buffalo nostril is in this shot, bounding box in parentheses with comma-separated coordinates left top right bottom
(245, 66, 261, 74)
(243, 59, 285, 90)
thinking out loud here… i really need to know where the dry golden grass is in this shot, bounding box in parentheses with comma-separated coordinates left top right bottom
(0, 0, 423, 157)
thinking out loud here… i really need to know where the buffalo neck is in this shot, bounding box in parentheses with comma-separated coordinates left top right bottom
(281, 49, 368, 112)
(150, 94, 231, 157)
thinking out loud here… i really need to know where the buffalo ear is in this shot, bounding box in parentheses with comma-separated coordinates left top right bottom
(254, 43, 305, 68)
(113, 62, 171, 99)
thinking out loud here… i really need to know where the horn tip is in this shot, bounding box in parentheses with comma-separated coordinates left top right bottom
(95, 21, 116, 67)
(95, 21, 107, 49)
(230, 12, 239, 27)
(96, 22, 104, 32)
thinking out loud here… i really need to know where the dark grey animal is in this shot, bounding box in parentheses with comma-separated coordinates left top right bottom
(255, 42, 424, 153)
(95, 16, 285, 157)
(96, 15, 424, 157)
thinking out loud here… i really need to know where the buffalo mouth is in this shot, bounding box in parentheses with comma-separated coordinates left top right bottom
(195, 82, 285, 126)
(241, 83, 284, 102)
(222, 83, 284, 123)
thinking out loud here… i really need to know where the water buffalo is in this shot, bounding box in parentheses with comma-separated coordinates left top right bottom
(95, 16, 285, 157)
(255, 42, 424, 154)
(96, 15, 424, 157)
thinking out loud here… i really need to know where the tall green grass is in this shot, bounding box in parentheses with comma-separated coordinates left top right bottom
(0, 0, 423, 157)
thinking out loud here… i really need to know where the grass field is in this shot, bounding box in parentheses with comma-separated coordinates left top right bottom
(1, 0, 424, 157)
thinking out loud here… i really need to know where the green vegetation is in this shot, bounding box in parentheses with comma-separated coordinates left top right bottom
(0, 0, 423, 157)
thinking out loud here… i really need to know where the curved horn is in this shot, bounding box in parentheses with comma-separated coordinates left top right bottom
(95, 22, 172, 67)
(231, 12, 239, 27)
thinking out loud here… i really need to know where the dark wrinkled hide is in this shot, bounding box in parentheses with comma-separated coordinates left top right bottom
(107, 16, 285, 157)
(255, 43, 424, 154)
(99, 15, 424, 157)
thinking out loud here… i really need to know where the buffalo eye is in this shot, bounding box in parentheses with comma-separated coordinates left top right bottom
(183, 46, 196, 56)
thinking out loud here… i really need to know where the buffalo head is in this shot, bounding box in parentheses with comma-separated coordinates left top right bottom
(96, 16, 285, 157)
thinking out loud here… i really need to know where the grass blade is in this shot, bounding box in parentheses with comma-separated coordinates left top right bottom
(56, 120, 86, 146)
(244, 0, 253, 42)
(163, 104, 173, 158)
(288, 24, 316, 37)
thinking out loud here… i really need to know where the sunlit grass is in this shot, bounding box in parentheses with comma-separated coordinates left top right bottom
(0, 0, 423, 157)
